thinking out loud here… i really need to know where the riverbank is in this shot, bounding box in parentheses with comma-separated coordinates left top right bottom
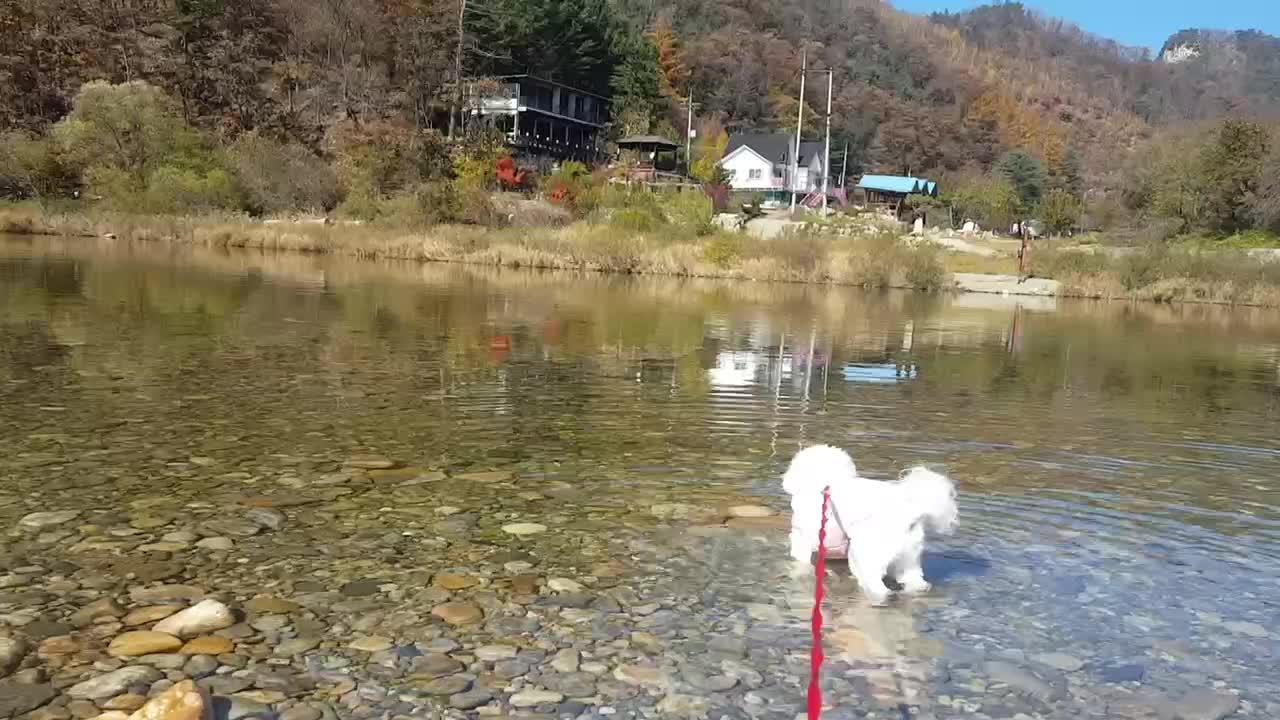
(5, 205, 1280, 306)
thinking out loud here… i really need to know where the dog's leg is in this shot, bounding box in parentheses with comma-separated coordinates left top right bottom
(789, 529, 812, 562)
(848, 537, 892, 605)
(895, 531, 930, 594)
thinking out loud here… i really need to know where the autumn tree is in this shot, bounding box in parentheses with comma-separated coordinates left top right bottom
(652, 15, 689, 102)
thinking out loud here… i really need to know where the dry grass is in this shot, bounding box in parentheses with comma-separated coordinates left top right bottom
(9, 204, 1280, 306)
(1, 206, 950, 290)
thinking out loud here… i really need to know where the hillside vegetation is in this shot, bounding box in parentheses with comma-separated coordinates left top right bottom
(1, 0, 1279, 241)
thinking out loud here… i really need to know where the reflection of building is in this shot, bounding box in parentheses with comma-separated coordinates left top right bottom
(842, 361, 918, 384)
(709, 350, 769, 387)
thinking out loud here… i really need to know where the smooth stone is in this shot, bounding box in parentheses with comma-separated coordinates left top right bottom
(109, 632, 185, 657)
(492, 659, 531, 680)
(431, 602, 483, 625)
(127, 679, 206, 720)
(243, 508, 285, 531)
(279, 705, 322, 720)
(233, 690, 285, 704)
(210, 695, 272, 720)
(683, 671, 738, 692)
(0, 680, 56, 716)
(408, 654, 463, 679)
(614, 665, 668, 687)
(195, 538, 234, 551)
(102, 693, 148, 711)
(71, 598, 125, 627)
(1032, 652, 1085, 672)
(1102, 663, 1147, 684)
(541, 672, 598, 698)
(983, 661, 1065, 701)
(183, 655, 218, 679)
(449, 689, 493, 710)
(135, 653, 187, 670)
(548, 578, 584, 593)
(511, 575, 540, 594)
(339, 580, 381, 597)
(273, 638, 321, 657)
(130, 586, 205, 603)
(727, 505, 775, 518)
(201, 520, 261, 538)
(153, 600, 235, 638)
(199, 676, 252, 695)
(1223, 621, 1267, 638)
(433, 574, 478, 591)
(474, 645, 517, 662)
(67, 666, 164, 700)
(180, 637, 234, 655)
(125, 606, 182, 627)
(510, 689, 564, 707)
(1173, 689, 1240, 720)
(550, 649, 580, 674)
(501, 523, 547, 536)
(249, 616, 288, 632)
(649, 504, 720, 521)
(1, 636, 27, 673)
(245, 597, 301, 615)
(344, 456, 398, 469)
(409, 675, 470, 695)
(657, 694, 708, 718)
(18, 510, 81, 530)
(348, 636, 393, 652)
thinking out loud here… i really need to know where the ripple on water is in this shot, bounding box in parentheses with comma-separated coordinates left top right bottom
(1, 238, 1279, 718)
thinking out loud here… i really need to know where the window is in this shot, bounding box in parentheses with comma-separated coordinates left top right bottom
(748, 168, 762, 180)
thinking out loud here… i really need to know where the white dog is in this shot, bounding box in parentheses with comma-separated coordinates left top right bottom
(782, 445, 958, 605)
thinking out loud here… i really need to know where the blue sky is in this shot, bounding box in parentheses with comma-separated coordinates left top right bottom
(891, 0, 1280, 51)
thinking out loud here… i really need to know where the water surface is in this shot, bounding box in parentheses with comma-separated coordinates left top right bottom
(2, 236, 1278, 719)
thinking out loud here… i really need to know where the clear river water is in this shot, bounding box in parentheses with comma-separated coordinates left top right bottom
(1, 235, 1277, 720)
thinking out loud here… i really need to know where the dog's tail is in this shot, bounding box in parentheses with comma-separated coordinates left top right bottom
(782, 444, 857, 497)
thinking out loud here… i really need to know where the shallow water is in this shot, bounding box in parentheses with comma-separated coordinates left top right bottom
(2, 236, 1278, 720)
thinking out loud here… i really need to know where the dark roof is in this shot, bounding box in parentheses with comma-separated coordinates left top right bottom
(725, 134, 826, 165)
(491, 74, 609, 100)
(798, 141, 825, 165)
(617, 135, 680, 149)
(725, 133, 793, 164)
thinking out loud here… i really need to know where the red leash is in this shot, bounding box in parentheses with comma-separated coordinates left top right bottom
(806, 487, 831, 720)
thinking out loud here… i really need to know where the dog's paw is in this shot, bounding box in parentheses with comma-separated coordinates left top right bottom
(901, 578, 931, 594)
(864, 590, 891, 607)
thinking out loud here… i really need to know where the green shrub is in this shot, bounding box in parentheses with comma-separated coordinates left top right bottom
(702, 233, 742, 268)
(903, 242, 946, 290)
(660, 190, 715, 237)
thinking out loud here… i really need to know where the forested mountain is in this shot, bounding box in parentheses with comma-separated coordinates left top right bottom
(1, 0, 1278, 232)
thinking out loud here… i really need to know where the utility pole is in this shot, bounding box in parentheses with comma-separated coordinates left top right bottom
(790, 48, 807, 213)
(685, 91, 695, 177)
(840, 142, 849, 188)
(821, 69, 833, 211)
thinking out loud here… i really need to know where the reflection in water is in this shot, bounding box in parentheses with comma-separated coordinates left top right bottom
(2, 237, 1280, 718)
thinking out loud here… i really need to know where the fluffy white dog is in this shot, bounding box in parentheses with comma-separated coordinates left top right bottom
(783, 444, 958, 605)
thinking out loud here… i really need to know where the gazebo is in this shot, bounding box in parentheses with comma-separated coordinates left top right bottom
(616, 135, 680, 182)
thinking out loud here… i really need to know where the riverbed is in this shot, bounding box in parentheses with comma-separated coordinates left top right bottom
(2, 236, 1277, 720)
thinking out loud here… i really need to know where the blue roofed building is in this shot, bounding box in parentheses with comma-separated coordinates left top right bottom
(855, 175, 939, 214)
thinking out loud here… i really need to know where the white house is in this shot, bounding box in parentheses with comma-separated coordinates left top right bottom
(720, 133, 827, 207)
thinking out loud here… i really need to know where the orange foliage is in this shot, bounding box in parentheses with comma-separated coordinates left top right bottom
(651, 16, 689, 101)
(495, 156, 528, 190)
